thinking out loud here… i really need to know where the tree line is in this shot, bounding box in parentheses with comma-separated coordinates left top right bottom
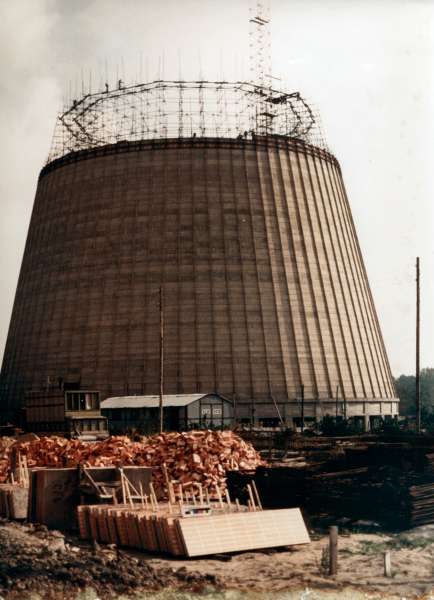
(394, 368, 434, 417)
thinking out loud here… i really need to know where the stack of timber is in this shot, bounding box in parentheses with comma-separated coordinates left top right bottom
(77, 479, 309, 557)
(228, 439, 434, 530)
(406, 452, 434, 527)
(1, 431, 261, 498)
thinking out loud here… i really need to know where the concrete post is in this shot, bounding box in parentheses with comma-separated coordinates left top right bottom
(363, 414, 370, 432)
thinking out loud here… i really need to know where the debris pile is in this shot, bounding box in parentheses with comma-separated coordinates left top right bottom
(0, 438, 15, 484)
(1, 431, 262, 496)
(0, 520, 223, 597)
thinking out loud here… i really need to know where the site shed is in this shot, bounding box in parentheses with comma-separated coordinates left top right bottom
(101, 393, 233, 433)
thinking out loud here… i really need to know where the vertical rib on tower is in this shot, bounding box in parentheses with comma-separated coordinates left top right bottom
(0, 134, 397, 423)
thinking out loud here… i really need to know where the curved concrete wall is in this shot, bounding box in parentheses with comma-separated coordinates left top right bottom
(0, 137, 398, 421)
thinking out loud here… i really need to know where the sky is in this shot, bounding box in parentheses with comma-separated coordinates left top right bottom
(0, 0, 433, 377)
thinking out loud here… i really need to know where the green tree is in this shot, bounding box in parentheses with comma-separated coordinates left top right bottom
(394, 368, 434, 417)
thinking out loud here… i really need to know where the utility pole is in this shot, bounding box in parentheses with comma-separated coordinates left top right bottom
(300, 384, 305, 433)
(159, 285, 164, 434)
(416, 257, 421, 434)
(335, 385, 339, 419)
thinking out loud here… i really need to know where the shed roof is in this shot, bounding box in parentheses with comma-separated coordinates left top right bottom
(101, 393, 227, 410)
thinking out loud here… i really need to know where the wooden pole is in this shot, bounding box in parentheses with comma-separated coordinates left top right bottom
(383, 551, 392, 577)
(162, 463, 175, 503)
(247, 484, 256, 511)
(329, 526, 338, 576)
(149, 482, 158, 511)
(335, 385, 339, 419)
(139, 482, 145, 509)
(271, 394, 284, 426)
(159, 285, 164, 434)
(301, 384, 305, 433)
(416, 257, 421, 434)
(225, 489, 232, 510)
(215, 485, 224, 509)
(124, 474, 134, 508)
(251, 480, 263, 510)
(120, 469, 126, 505)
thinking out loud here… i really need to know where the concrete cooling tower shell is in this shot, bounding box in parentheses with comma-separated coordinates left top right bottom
(0, 137, 398, 423)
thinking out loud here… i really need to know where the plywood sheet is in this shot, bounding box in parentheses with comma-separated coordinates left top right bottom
(35, 468, 79, 529)
(177, 508, 310, 557)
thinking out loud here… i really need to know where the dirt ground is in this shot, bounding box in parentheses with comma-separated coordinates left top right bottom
(1, 519, 434, 599)
(148, 527, 434, 599)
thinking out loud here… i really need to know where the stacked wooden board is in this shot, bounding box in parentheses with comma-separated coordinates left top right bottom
(408, 479, 434, 526)
(402, 452, 434, 527)
(228, 442, 434, 530)
(77, 503, 310, 557)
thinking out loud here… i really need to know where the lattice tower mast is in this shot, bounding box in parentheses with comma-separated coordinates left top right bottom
(249, 0, 275, 134)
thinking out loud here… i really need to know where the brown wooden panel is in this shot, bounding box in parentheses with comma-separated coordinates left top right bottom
(178, 508, 310, 557)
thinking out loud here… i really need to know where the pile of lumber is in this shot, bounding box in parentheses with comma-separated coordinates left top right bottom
(2, 431, 262, 498)
(227, 451, 434, 530)
(408, 480, 434, 527)
(77, 501, 310, 557)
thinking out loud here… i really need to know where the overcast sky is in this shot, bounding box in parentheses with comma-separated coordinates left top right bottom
(0, 0, 433, 376)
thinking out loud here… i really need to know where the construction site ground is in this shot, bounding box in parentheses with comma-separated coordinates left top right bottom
(2, 520, 434, 600)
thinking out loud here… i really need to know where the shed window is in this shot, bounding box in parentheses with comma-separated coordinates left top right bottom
(65, 391, 99, 412)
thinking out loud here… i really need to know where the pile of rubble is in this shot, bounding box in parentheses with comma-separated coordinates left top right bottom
(1, 431, 262, 496)
(0, 519, 222, 598)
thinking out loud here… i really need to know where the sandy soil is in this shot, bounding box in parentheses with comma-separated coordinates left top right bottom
(148, 529, 434, 599)
(2, 520, 434, 599)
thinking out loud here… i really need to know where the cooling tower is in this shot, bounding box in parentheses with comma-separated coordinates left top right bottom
(0, 81, 398, 425)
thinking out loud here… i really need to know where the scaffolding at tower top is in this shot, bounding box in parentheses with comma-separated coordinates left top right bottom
(47, 80, 327, 163)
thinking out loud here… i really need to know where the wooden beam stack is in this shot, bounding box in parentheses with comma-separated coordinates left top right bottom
(77, 495, 310, 558)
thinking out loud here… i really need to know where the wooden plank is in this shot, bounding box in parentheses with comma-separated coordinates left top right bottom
(35, 468, 79, 529)
(77, 505, 90, 539)
(177, 508, 310, 557)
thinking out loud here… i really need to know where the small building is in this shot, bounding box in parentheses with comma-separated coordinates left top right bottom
(25, 389, 108, 438)
(101, 393, 233, 433)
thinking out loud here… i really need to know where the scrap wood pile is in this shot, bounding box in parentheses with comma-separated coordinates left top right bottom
(0, 438, 16, 484)
(0, 431, 262, 497)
